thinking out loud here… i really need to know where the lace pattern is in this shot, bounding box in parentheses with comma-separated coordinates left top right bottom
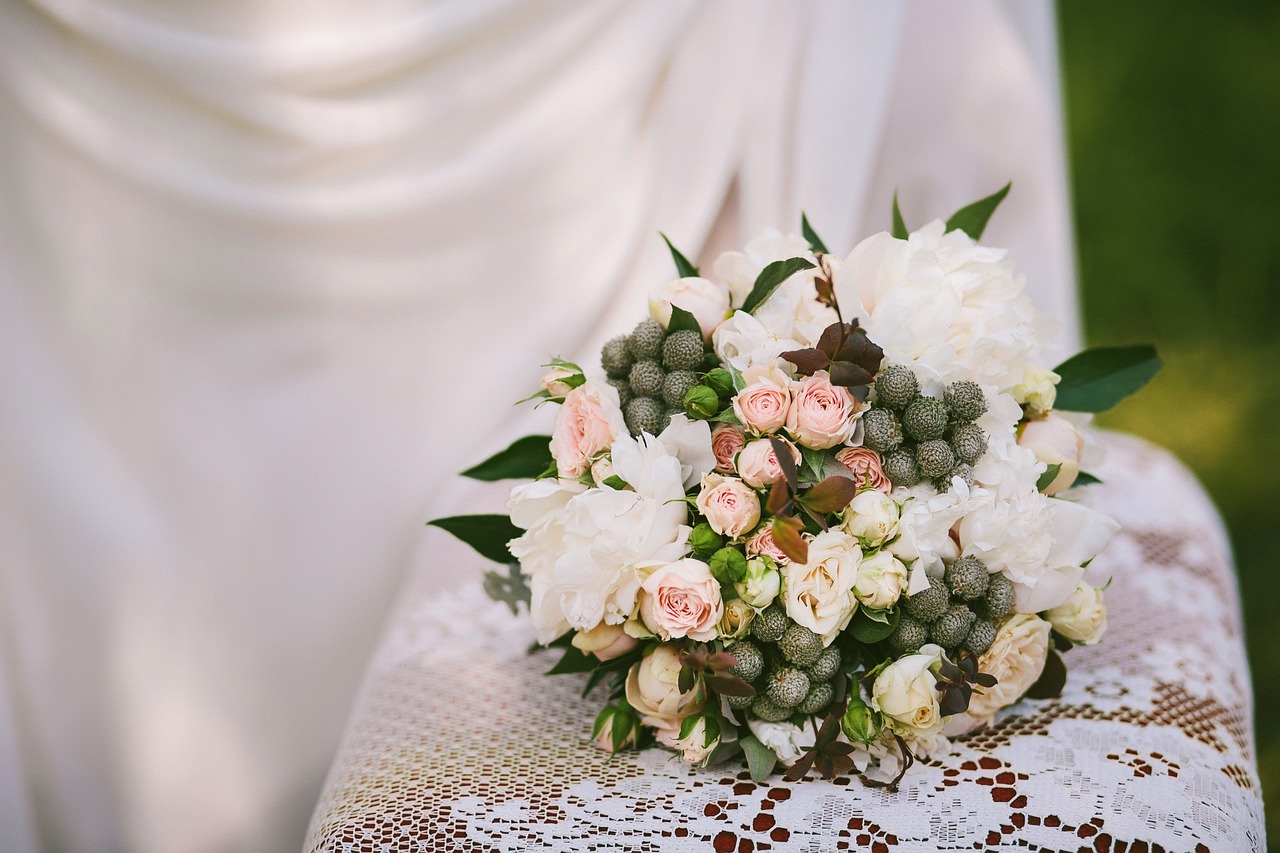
(305, 434, 1264, 852)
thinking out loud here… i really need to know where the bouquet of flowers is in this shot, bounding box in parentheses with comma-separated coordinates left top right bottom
(431, 186, 1161, 783)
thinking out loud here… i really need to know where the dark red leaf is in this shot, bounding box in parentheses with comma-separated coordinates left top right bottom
(973, 673, 998, 688)
(816, 323, 846, 359)
(829, 362, 875, 388)
(799, 476, 858, 513)
(781, 348, 830, 375)
(706, 652, 738, 672)
(766, 478, 790, 516)
(768, 437, 799, 490)
(782, 751, 816, 782)
(814, 276, 836, 308)
(1025, 649, 1067, 699)
(771, 516, 809, 564)
(705, 673, 757, 698)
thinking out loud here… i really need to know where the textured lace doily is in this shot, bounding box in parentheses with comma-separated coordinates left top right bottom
(305, 434, 1265, 852)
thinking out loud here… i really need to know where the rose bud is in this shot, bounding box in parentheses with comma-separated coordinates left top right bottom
(1018, 414, 1085, 495)
(684, 385, 721, 420)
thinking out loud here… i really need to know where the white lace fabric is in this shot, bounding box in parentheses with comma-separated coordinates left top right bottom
(305, 433, 1265, 852)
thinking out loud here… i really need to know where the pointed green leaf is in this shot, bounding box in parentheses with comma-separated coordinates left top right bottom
(1072, 471, 1103, 487)
(461, 434, 554, 481)
(944, 182, 1011, 240)
(1036, 463, 1062, 493)
(667, 304, 702, 335)
(426, 514, 522, 564)
(891, 191, 909, 240)
(660, 232, 699, 278)
(1052, 344, 1162, 413)
(545, 644, 595, 675)
(742, 257, 816, 314)
(849, 607, 899, 644)
(1025, 649, 1067, 699)
(801, 212, 829, 253)
(740, 735, 778, 782)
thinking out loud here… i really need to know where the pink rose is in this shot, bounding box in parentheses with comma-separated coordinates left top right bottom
(710, 423, 745, 474)
(785, 372, 860, 449)
(746, 526, 791, 565)
(640, 559, 724, 641)
(571, 623, 640, 661)
(736, 437, 801, 489)
(835, 446, 891, 492)
(696, 474, 761, 538)
(549, 382, 627, 478)
(732, 365, 792, 434)
(649, 276, 732, 340)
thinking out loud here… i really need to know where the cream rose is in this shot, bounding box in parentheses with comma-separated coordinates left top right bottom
(871, 644, 946, 736)
(734, 557, 781, 608)
(785, 371, 860, 449)
(639, 559, 724, 641)
(842, 489, 901, 547)
(853, 550, 908, 610)
(1012, 364, 1060, 417)
(590, 454, 617, 486)
(541, 364, 581, 398)
(710, 423, 746, 474)
(718, 599, 755, 639)
(968, 614, 1052, 721)
(745, 526, 791, 565)
(781, 529, 862, 644)
(835, 446, 891, 492)
(696, 473, 761, 538)
(736, 437, 801, 489)
(733, 364, 792, 434)
(571, 623, 640, 661)
(549, 381, 627, 478)
(625, 645, 706, 729)
(649, 276, 732, 340)
(1044, 582, 1107, 645)
(1018, 414, 1085, 495)
(746, 719, 815, 764)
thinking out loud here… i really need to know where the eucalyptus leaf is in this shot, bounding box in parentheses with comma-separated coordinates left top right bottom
(944, 182, 1011, 240)
(742, 257, 816, 314)
(481, 563, 530, 615)
(1052, 345, 1163, 413)
(667, 304, 702, 335)
(426, 514, 522, 564)
(801, 212, 829, 253)
(461, 434, 554, 481)
(1036, 463, 1062, 493)
(660, 232, 699, 278)
(740, 735, 778, 782)
(706, 739, 744, 767)
(891, 191, 909, 240)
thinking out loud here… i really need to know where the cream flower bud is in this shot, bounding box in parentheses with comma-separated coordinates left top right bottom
(572, 622, 640, 661)
(541, 364, 582, 398)
(871, 644, 946, 736)
(842, 489, 901, 547)
(718, 599, 756, 639)
(649, 276, 732, 340)
(625, 646, 706, 730)
(672, 715, 721, 765)
(734, 556, 781, 609)
(1018, 414, 1085, 495)
(853, 550, 908, 610)
(1012, 364, 1060, 417)
(967, 614, 1052, 722)
(1044, 582, 1107, 645)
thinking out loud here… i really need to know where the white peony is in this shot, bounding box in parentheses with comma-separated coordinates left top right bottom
(871, 644, 946, 736)
(746, 719, 815, 764)
(888, 485, 966, 593)
(967, 614, 1052, 723)
(780, 529, 862, 645)
(655, 414, 716, 491)
(1044, 582, 1107, 645)
(713, 230, 812, 307)
(835, 220, 1039, 394)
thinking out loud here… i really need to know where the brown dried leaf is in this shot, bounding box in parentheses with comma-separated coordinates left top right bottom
(799, 476, 858, 514)
(771, 516, 809, 564)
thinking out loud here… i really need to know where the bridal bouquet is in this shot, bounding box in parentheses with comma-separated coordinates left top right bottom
(432, 186, 1160, 783)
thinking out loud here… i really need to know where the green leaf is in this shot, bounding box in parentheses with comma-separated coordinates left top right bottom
(891, 191, 909, 240)
(461, 435, 554, 481)
(482, 563, 530, 615)
(801, 212, 829, 253)
(667, 304, 702, 335)
(1072, 471, 1103, 487)
(1052, 344, 1163, 413)
(799, 447, 829, 485)
(1036, 463, 1062, 493)
(706, 739, 744, 767)
(1025, 649, 1067, 699)
(545, 644, 595, 675)
(861, 606, 890, 625)
(740, 735, 778, 782)
(742, 257, 816, 314)
(849, 607, 899, 644)
(426, 514, 522, 564)
(944, 182, 1011, 240)
(660, 232, 699, 278)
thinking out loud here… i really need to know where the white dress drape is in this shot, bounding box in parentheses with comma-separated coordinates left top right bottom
(0, 1, 1076, 850)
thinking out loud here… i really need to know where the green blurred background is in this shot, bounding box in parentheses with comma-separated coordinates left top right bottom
(1058, 1, 1278, 841)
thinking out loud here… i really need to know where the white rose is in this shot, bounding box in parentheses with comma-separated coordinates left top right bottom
(696, 473, 761, 538)
(967, 614, 1052, 722)
(734, 557, 781, 609)
(649, 276, 731, 340)
(853, 551, 907, 610)
(1011, 364, 1059, 417)
(781, 529, 862, 645)
(1044, 582, 1107, 645)
(541, 364, 581, 398)
(746, 719, 815, 765)
(871, 644, 945, 736)
(1018, 414, 1085, 495)
(843, 490, 901, 546)
(625, 645, 706, 729)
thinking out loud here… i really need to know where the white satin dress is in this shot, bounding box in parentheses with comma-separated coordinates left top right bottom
(0, 2, 1095, 851)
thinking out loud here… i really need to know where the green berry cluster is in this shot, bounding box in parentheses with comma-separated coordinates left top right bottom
(890, 556, 1013, 658)
(866, 367, 991, 490)
(601, 321, 708, 436)
(724, 606, 842, 721)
